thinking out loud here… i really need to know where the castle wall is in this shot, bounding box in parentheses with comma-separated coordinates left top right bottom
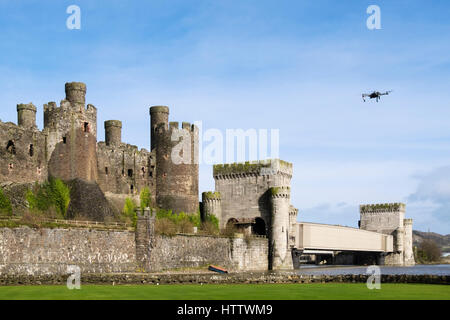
(96, 142, 154, 196)
(149, 235, 268, 272)
(0, 227, 137, 275)
(0, 121, 47, 184)
(0, 226, 269, 275)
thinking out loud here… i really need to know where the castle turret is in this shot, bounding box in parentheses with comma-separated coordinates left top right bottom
(202, 192, 222, 222)
(65, 82, 86, 110)
(403, 218, 415, 266)
(17, 103, 37, 129)
(149, 106, 169, 151)
(105, 120, 122, 146)
(269, 186, 292, 270)
(150, 106, 199, 214)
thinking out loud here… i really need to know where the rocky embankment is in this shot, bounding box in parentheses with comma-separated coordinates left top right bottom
(0, 271, 448, 286)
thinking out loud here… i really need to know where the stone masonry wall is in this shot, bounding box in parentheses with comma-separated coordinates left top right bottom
(0, 227, 269, 276)
(149, 235, 268, 272)
(0, 227, 137, 276)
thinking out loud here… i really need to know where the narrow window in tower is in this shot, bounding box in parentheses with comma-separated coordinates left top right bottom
(83, 122, 89, 132)
(105, 167, 109, 175)
(63, 137, 67, 144)
(29, 144, 34, 157)
(130, 185, 134, 193)
(6, 140, 16, 155)
(128, 169, 133, 177)
(149, 171, 153, 178)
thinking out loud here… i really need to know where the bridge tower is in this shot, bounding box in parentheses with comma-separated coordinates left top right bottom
(269, 186, 293, 270)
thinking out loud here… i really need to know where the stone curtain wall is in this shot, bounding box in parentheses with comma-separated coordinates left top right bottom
(149, 235, 268, 272)
(0, 227, 269, 276)
(0, 227, 137, 275)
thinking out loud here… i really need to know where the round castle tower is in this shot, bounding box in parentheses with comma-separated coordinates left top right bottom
(17, 103, 37, 129)
(269, 186, 292, 270)
(150, 106, 199, 214)
(202, 192, 222, 221)
(403, 218, 415, 266)
(105, 120, 122, 146)
(65, 82, 86, 111)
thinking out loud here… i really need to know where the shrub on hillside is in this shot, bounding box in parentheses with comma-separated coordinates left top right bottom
(25, 178, 70, 218)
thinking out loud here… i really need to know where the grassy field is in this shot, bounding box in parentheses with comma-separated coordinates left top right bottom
(0, 283, 448, 300)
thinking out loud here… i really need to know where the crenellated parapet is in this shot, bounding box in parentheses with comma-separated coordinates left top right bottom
(360, 203, 406, 213)
(213, 159, 292, 180)
(270, 186, 291, 198)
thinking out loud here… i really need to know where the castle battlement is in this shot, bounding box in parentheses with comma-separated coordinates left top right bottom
(213, 159, 293, 179)
(360, 203, 406, 213)
(202, 191, 221, 201)
(270, 186, 291, 198)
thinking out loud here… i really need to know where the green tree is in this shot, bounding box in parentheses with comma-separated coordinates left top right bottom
(25, 178, 70, 218)
(139, 187, 152, 209)
(122, 198, 137, 227)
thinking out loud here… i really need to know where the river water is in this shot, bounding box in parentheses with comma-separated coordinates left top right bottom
(295, 264, 450, 276)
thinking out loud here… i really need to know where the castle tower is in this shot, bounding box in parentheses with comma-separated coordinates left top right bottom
(65, 82, 86, 111)
(17, 103, 37, 129)
(150, 106, 199, 213)
(44, 82, 98, 182)
(403, 218, 415, 266)
(269, 186, 292, 270)
(202, 192, 222, 221)
(359, 203, 414, 266)
(104, 120, 122, 146)
(149, 106, 169, 151)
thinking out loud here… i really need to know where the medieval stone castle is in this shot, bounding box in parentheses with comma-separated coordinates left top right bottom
(0, 82, 198, 216)
(0, 82, 414, 273)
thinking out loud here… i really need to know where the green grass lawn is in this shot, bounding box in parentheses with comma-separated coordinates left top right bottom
(0, 283, 448, 300)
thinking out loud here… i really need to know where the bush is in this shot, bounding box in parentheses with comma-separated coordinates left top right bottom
(122, 198, 137, 227)
(178, 219, 194, 234)
(416, 239, 442, 263)
(155, 218, 177, 236)
(140, 187, 152, 209)
(0, 187, 12, 216)
(25, 178, 70, 218)
(155, 209, 202, 234)
(201, 221, 219, 236)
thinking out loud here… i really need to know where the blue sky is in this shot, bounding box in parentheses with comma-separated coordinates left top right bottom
(0, 1, 449, 233)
